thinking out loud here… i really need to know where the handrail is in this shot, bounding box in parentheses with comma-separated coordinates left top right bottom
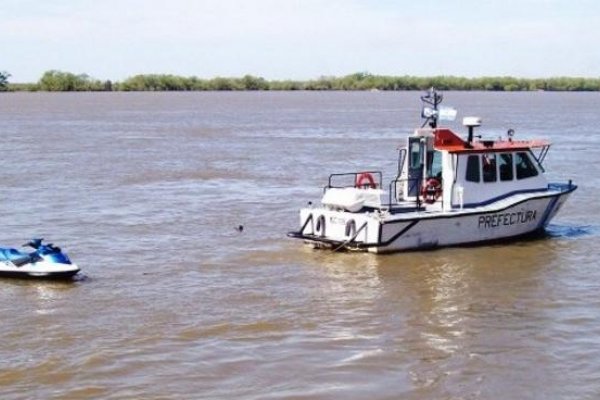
(327, 171, 383, 189)
(533, 145, 550, 172)
(324, 171, 443, 209)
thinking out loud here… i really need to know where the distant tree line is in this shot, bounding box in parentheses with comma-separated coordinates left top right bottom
(0, 71, 10, 91)
(4, 70, 112, 92)
(37, 70, 113, 91)
(3, 70, 600, 92)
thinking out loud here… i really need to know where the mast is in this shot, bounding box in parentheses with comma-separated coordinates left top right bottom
(420, 88, 443, 128)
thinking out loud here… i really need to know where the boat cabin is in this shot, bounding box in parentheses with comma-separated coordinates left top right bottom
(320, 90, 553, 215)
(396, 120, 550, 211)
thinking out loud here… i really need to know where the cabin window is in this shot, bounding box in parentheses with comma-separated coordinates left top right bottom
(465, 155, 480, 182)
(515, 152, 539, 179)
(410, 141, 421, 169)
(482, 154, 497, 182)
(429, 151, 443, 178)
(499, 153, 513, 181)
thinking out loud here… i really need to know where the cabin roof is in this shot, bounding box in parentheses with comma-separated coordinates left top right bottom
(433, 128, 550, 153)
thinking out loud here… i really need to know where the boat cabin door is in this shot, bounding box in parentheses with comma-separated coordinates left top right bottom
(406, 137, 425, 198)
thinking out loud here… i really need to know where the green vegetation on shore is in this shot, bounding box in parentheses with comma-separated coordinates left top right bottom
(0, 71, 10, 91)
(4, 70, 600, 92)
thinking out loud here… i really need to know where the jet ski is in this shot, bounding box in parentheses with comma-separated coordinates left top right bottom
(0, 239, 79, 279)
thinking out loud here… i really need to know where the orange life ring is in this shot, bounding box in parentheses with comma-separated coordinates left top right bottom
(355, 172, 377, 189)
(421, 178, 442, 204)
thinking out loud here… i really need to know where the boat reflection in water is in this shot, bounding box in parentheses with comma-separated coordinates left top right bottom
(298, 235, 569, 395)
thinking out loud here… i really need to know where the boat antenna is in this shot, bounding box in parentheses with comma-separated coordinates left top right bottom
(421, 87, 443, 128)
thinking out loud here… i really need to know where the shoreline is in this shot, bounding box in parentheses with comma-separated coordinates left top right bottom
(4, 72, 600, 92)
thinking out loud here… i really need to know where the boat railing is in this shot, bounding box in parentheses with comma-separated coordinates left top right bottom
(325, 171, 444, 210)
(388, 177, 425, 206)
(326, 171, 383, 190)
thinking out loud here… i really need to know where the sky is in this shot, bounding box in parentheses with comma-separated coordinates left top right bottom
(2, 0, 599, 82)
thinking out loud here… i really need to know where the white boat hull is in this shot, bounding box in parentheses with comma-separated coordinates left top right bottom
(0, 260, 80, 279)
(291, 185, 575, 253)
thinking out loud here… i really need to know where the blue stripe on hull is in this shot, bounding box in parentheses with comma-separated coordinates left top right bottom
(460, 183, 576, 209)
(538, 195, 559, 229)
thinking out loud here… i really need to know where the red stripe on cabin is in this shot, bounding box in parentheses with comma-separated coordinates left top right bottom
(433, 128, 549, 153)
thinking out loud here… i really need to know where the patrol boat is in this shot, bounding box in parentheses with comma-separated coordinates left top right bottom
(288, 89, 577, 253)
(0, 239, 79, 279)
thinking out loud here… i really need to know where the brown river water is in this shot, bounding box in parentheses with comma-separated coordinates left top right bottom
(0, 91, 598, 399)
